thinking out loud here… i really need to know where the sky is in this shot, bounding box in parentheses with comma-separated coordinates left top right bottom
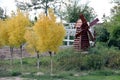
(0, 0, 114, 22)
(80, 0, 113, 21)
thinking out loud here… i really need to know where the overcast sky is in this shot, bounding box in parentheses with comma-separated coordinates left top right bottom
(0, 0, 113, 22)
(80, 0, 113, 21)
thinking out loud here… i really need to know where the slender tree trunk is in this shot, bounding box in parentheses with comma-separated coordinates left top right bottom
(45, 0, 48, 16)
(49, 51, 53, 76)
(20, 45, 23, 68)
(36, 51, 40, 69)
(10, 47, 13, 65)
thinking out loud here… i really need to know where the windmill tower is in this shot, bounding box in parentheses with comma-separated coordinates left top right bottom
(74, 14, 99, 51)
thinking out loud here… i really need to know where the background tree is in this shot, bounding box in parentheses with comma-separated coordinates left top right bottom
(103, 0, 120, 49)
(63, 0, 97, 22)
(95, 25, 110, 43)
(0, 7, 7, 20)
(0, 7, 4, 19)
(15, 0, 71, 20)
(0, 7, 8, 20)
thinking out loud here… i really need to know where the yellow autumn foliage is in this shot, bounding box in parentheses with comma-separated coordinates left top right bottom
(0, 19, 9, 46)
(24, 27, 39, 54)
(33, 9, 66, 53)
(7, 10, 31, 47)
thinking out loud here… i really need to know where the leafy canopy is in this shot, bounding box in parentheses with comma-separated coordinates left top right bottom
(33, 8, 66, 53)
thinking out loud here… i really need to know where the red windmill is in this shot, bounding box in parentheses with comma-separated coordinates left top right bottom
(73, 14, 99, 51)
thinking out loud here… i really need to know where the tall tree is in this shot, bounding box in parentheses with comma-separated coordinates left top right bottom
(0, 7, 4, 19)
(0, 7, 7, 20)
(15, 0, 71, 19)
(103, 0, 120, 49)
(15, 0, 55, 15)
(64, 0, 97, 22)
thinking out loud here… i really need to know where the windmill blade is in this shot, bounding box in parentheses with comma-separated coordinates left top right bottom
(87, 30, 94, 41)
(79, 14, 87, 23)
(79, 14, 89, 28)
(89, 18, 99, 27)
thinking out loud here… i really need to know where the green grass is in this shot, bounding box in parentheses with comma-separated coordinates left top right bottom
(0, 45, 120, 80)
(1, 57, 120, 80)
(77, 76, 120, 80)
(21, 71, 120, 80)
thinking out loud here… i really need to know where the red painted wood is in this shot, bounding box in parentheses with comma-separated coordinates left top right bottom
(73, 14, 99, 51)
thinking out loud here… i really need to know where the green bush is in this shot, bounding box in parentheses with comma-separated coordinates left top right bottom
(11, 71, 21, 76)
(55, 48, 81, 70)
(56, 47, 104, 71)
(56, 43, 120, 71)
(105, 51, 120, 69)
(85, 54, 104, 70)
(96, 27, 110, 42)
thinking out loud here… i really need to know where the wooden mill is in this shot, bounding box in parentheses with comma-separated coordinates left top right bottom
(74, 14, 99, 51)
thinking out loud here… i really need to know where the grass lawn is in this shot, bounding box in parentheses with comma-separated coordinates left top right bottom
(1, 57, 120, 80)
(21, 72, 120, 80)
(0, 47, 120, 80)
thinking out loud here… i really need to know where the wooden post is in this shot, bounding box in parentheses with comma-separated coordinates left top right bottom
(67, 33, 70, 46)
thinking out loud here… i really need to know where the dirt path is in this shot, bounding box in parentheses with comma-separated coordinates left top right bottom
(0, 77, 27, 80)
(0, 46, 71, 60)
(0, 46, 31, 59)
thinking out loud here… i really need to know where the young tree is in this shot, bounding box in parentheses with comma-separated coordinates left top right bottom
(33, 9, 66, 53)
(24, 28, 40, 69)
(0, 18, 14, 65)
(33, 8, 66, 74)
(7, 10, 31, 66)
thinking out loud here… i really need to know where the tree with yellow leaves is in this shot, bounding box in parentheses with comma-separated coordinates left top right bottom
(24, 28, 41, 69)
(7, 10, 31, 66)
(33, 9, 66, 53)
(0, 20, 8, 46)
(0, 19, 13, 64)
(33, 8, 66, 74)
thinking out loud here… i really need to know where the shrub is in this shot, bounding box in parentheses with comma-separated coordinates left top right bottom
(11, 71, 22, 76)
(105, 50, 120, 69)
(56, 47, 104, 71)
(85, 54, 104, 70)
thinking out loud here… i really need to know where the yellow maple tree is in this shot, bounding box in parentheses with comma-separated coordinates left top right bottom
(7, 10, 31, 47)
(6, 9, 31, 65)
(24, 27, 38, 53)
(33, 9, 66, 53)
(24, 27, 41, 69)
(0, 19, 11, 47)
